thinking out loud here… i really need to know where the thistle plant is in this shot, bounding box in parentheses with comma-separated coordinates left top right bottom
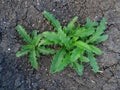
(42, 11, 108, 75)
(16, 11, 108, 76)
(16, 25, 54, 69)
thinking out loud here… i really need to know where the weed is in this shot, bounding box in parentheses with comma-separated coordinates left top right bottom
(43, 11, 108, 75)
(16, 11, 108, 75)
(16, 25, 54, 70)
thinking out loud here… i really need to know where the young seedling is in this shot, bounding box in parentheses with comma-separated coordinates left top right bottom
(43, 11, 108, 75)
(16, 25, 54, 70)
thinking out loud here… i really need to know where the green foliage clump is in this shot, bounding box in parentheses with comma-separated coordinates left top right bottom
(16, 25, 54, 70)
(42, 11, 108, 75)
(16, 11, 108, 75)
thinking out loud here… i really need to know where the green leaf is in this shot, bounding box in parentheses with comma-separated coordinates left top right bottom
(73, 62, 84, 76)
(42, 31, 60, 44)
(31, 30, 38, 38)
(16, 49, 29, 57)
(36, 50, 40, 58)
(87, 52, 99, 72)
(75, 27, 95, 38)
(87, 18, 107, 43)
(66, 16, 78, 33)
(89, 45, 102, 55)
(50, 48, 66, 73)
(21, 45, 34, 50)
(75, 41, 92, 51)
(16, 25, 32, 43)
(86, 34, 99, 43)
(67, 16, 78, 29)
(80, 56, 90, 62)
(55, 54, 70, 72)
(99, 18, 106, 31)
(71, 47, 83, 62)
(31, 34, 42, 46)
(29, 50, 38, 70)
(58, 29, 70, 48)
(38, 46, 55, 55)
(85, 18, 98, 27)
(31, 30, 42, 46)
(95, 35, 108, 44)
(43, 11, 61, 31)
(39, 39, 53, 46)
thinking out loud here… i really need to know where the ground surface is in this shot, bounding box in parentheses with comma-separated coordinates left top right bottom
(0, 0, 120, 90)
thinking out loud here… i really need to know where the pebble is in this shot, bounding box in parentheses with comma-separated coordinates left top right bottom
(15, 77, 22, 87)
(8, 48, 11, 51)
(32, 83, 38, 88)
(103, 69, 113, 79)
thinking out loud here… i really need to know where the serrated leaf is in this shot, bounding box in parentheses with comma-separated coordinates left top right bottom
(55, 54, 70, 72)
(67, 16, 78, 29)
(87, 18, 107, 43)
(50, 48, 66, 73)
(89, 45, 102, 55)
(16, 49, 29, 57)
(29, 51, 38, 70)
(87, 52, 99, 72)
(95, 35, 108, 44)
(86, 35, 99, 44)
(75, 27, 95, 38)
(80, 56, 90, 62)
(66, 16, 78, 33)
(36, 50, 40, 57)
(75, 41, 92, 51)
(85, 18, 98, 27)
(99, 18, 106, 30)
(31, 30, 42, 46)
(31, 34, 42, 46)
(42, 31, 60, 44)
(58, 29, 70, 48)
(38, 46, 55, 55)
(71, 47, 83, 62)
(16, 25, 32, 43)
(73, 62, 84, 76)
(39, 39, 53, 46)
(31, 30, 38, 38)
(21, 45, 34, 50)
(43, 11, 61, 31)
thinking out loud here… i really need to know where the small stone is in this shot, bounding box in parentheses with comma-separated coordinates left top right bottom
(15, 77, 22, 87)
(8, 48, 11, 51)
(103, 69, 113, 79)
(32, 83, 38, 88)
(91, 80, 95, 83)
(53, 9, 55, 11)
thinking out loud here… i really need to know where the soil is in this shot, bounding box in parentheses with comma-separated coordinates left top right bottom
(0, 0, 120, 90)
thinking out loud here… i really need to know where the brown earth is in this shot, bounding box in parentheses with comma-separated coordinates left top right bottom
(0, 0, 120, 90)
